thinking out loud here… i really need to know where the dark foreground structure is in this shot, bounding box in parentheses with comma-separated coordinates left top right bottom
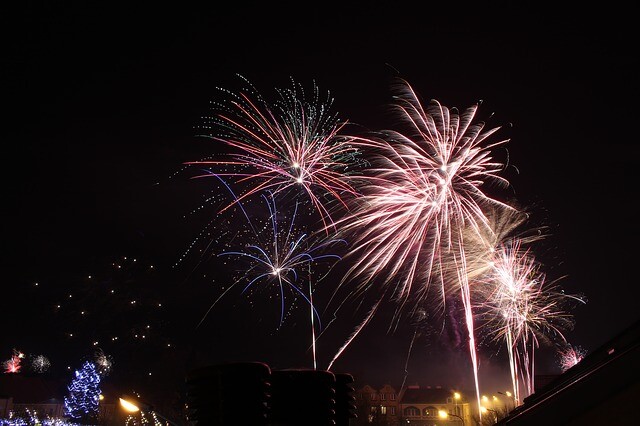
(185, 362, 356, 425)
(496, 319, 640, 425)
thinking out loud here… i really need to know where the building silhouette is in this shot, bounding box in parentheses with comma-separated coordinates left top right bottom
(495, 319, 640, 425)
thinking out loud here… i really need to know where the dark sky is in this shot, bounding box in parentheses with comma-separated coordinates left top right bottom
(4, 1, 638, 403)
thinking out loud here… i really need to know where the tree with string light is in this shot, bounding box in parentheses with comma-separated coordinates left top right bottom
(64, 360, 102, 422)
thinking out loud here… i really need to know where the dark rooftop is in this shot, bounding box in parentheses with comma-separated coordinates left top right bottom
(0, 375, 65, 404)
(496, 319, 640, 425)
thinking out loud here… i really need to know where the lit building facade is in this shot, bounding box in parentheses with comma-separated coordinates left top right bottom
(355, 384, 400, 425)
(398, 385, 471, 425)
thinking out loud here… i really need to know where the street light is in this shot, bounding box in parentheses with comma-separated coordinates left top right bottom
(439, 409, 465, 425)
(119, 394, 180, 426)
(119, 397, 140, 413)
(480, 406, 498, 423)
(452, 392, 462, 420)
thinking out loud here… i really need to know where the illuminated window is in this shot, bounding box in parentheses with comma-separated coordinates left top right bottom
(381, 406, 387, 415)
(404, 406, 420, 417)
(423, 406, 438, 418)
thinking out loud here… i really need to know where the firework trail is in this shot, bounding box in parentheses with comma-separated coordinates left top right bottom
(188, 75, 366, 231)
(558, 343, 586, 372)
(330, 78, 514, 414)
(475, 239, 584, 402)
(327, 294, 385, 371)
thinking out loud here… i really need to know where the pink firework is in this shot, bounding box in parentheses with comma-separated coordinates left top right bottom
(558, 344, 586, 372)
(188, 76, 365, 230)
(333, 78, 514, 414)
(476, 239, 583, 402)
(337, 79, 513, 301)
(3, 349, 24, 373)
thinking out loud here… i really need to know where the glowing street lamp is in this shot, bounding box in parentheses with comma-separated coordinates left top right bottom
(439, 409, 465, 425)
(452, 392, 462, 419)
(119, 397, 140, 413)
(119, 394, 179, 426)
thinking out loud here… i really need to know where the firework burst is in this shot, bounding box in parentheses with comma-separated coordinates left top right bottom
(188, 75, 366, 230)
(558, 343, 586, 372)
(199, 189, 345, 330)
(475, 239, 584, 401)
(337, 78, 513, 305)
(3, 349, 24, 373)
(94, 348, 114, 376)
(331, 78, 515, 413)
(195, 185, 346, 368)
(30, 354, 51, 373)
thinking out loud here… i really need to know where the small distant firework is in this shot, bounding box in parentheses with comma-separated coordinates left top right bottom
(30, 354, 51, 373)
(188, 75, 365, 230)
(558, 344, 586, 372)
(3, 349, 24, 373)
(94, 348, 114, 376)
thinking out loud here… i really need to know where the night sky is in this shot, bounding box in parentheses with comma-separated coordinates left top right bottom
(4, 2, 638, 405)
